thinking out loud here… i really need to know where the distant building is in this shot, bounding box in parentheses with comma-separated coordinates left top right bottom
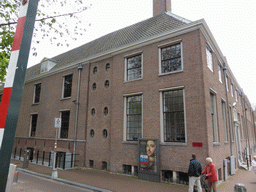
(9, 0, 256, 184)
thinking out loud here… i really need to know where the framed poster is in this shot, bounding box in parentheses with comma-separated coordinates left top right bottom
(138, 139, 160, 182)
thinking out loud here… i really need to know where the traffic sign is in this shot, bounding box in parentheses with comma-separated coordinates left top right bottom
(54, 118, 61, 128)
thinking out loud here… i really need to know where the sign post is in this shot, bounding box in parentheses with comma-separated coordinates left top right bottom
(52, 118, 61, 179)
(0, 0, 39, 191)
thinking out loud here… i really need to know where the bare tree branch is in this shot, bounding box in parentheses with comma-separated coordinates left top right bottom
(0, 8, 86, 27)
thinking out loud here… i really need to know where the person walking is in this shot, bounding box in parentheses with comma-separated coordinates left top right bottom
(188, 154, 202, 192)
(202, 157, 218, 192)
(252, 156, 256, 174)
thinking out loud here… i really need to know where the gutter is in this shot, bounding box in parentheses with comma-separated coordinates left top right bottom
(73, 64, 83, 168)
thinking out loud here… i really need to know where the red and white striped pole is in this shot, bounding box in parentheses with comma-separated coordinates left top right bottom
(0, 0, 39, 190)
(0, 0, 30, 148)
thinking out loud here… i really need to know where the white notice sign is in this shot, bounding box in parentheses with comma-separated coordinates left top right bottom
(54, 118, 61, 128)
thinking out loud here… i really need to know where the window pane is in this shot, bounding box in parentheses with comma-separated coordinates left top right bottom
(161, 44, 182, 73)
(63, 75, 73, 98)
(34, 83, 41, 103)
(61, 111, 70, 138)
(206, 47, 213, 71)
(163, 89, 185, 142)
(127, 55, 141, 81)
(126, 95, 142, 141)
(30, 114, 38, 137)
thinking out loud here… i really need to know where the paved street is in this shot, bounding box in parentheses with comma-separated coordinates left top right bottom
(10, 171, 93, 192)
(10, 159, 256, 192)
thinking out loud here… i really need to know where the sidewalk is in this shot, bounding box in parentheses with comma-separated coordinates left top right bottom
(10, 159, 256, 192)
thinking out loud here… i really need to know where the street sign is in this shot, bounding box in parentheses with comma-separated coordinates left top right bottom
(54, 118, 61, 128)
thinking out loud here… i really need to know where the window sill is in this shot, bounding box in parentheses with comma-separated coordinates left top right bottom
(32, 103, 39, 106)
(60, 97, 71, 101)
(213, 142, 221, 146)
(224, 141, 229, 144)
(123, 78, 143, 83)
(160, 142, 187, 146)
(122, 141, 138, 145)
(158, 70, 183, 77)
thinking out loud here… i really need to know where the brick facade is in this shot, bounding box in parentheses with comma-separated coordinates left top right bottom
(11, 9, 256, 183)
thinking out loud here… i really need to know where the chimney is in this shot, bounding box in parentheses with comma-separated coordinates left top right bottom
(153, 0, 171, 17)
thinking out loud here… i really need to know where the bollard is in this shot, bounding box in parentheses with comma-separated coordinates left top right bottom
(13, 171, 19, 183)
(234, 183, 247, 192)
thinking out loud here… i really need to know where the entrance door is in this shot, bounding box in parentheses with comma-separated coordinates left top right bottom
(27, 148, 34, 162)
(235, 124, 242, 162)
(56, 152, 66, 169)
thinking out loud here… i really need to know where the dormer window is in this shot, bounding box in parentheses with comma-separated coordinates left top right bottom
(40, 58, 57, 73)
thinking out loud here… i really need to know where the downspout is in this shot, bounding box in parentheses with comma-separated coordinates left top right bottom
(223, 64, 233, 156)
(84, 62, 91, 167)
(241, 92, 250, 169)
(73, 64, 83, 168)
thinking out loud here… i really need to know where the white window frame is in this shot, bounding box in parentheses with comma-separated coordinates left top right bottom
(33, 83, 41, 104)
(235, 88, 238, 102)
(159, 86, 187, 145)
(210, 91, 219, 143)
(62, 74, 73, 99)
(59, 110, 70, 139)
(230, 83, 234, 97)
(158, 40, 183, 75)
(29, 113, 38, 137)
(124, 51, 143, 82)
(218, 63, 223, 83)
(225, 75, 229, 91)
(123, 93, 143, 142)
(221, 100, 228, 142)
(206, 46, 213, 72)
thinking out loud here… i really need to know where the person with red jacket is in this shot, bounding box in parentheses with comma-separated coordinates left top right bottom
(202, 157, 218, 192)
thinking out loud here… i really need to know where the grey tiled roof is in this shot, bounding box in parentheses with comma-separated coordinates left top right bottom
(25, 12, 191, 81)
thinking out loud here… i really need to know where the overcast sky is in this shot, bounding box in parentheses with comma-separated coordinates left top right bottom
(27, 0, 256, 107)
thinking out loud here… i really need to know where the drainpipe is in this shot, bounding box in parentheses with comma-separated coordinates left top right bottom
(241, 92, 250, 169)
(223, 64, 233, 156)
(73, 64, 83, 168)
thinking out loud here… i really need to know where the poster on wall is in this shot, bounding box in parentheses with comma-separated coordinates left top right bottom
(138, 139, 160, 182)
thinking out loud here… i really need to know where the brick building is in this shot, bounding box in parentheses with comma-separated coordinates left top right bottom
(5, 0, 256, 184)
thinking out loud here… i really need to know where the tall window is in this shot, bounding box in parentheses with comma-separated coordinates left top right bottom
(225, 75, 229, 91)
(229, 106, 234, 141)
(162, 89, 185, 142)
(160, 43, 182, 74)
(125, 95, 142, 141)
(63, 74, 73, 98)
(221, 101, 228, 142)
(230, 83, 234, 97)
(34, 83, 41, 103)
(218, 63, 222, 83)
(60, 111, 70, 138)
(30, 114, 38, 137)
(206, 46, 213, 71)
(210, 92, 219, 142)
(235, 89, 238, 102)
(126, 54, 142, 81)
